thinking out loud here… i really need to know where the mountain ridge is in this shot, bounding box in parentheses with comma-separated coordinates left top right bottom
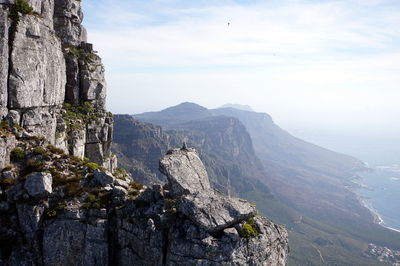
(129, 102, 400, 265)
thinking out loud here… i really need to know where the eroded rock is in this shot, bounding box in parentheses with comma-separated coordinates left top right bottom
(24, 172, 52, 198)
(8, 15, 66, 109)
(180, 191, 256, 233)
(159, 148, 211, 196)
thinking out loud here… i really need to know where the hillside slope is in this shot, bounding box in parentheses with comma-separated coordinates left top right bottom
(131, 102, 400, 265)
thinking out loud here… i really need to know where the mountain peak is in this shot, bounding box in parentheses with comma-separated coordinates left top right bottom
(164, 102, 208, 112)
(133, 102, 211, 126)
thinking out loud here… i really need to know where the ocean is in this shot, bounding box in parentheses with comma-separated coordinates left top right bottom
(357, 165, 400, 232)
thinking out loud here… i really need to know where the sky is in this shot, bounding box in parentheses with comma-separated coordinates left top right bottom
(81, 0, 400, 138)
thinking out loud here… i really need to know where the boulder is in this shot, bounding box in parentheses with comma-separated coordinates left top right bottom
(180, 191, 256, 233)
(93, 170, 115, 187)
(24, 172, 52, 198)
(159, 149, 211, 196)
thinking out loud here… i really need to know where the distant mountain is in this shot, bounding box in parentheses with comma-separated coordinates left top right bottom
(219, 103, 254, 112)
(123, 103, 400, 265)
(133, 102, 211, 127)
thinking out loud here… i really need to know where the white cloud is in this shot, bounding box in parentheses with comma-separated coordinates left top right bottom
(82, 0, 400, 132)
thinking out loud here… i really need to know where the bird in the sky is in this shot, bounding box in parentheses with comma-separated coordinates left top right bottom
(228, 22, 230, 26)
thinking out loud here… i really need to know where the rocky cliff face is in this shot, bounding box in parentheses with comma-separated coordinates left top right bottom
(0, 144, 289, 265)
(0, 1, 289, 265)
(0, 0, 115, 170)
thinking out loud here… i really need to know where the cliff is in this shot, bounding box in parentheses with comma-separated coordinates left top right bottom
(0, 0, 115, 170)
(0, 1, 289, 265)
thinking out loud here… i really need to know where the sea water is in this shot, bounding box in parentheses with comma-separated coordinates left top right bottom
(357, 165, 400, 231)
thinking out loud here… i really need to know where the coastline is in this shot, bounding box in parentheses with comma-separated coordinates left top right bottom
(357, 196, 383, 225)
(358, 196, 400, 233)
(353, 165, 400, 234)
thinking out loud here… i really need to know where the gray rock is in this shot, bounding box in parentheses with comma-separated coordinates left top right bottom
(2, 169, 15, 179)
(114, 178, 130, 189)
(86, 117, 108, 143)
(17, 204, 44, 234)
(93, 170, 115, 186)
(224, 227, 240, 241)
(5, 110, 20, 126)
(112, 186, 128, 200)
(180, 191, 256, 233)
(166, 216, 288, 266)
(85, 142, 105, 165)
(8, 15, 66, 109)
(43, 219, 108, 266)
(80, 55, 107, 109)
(24, 172, 52, 198)
(0, 9, 9, 117)
(103, 153, 118, 173)
(53, 0, 85, 46)
(64, 52, 80, 104)
(159, 149, 211, 196)
(21, 107, 58, 143)
(70, 127, 86, 158)
(0, 135, 16, 169)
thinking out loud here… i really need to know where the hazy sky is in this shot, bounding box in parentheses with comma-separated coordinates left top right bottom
(82, 0, 400, 135)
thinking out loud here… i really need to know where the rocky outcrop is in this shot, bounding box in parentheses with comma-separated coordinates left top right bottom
(0, 0, 113, 168)
(0, 143, 288, 265)
(160, 148, 211, 196)
(160, 149, 256, 233)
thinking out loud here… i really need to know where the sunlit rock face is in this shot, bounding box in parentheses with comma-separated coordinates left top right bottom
(0, 0, 114, 168)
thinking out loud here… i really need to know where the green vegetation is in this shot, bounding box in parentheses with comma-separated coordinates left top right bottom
(67, 46, 99, 64)
(62, 102, 99, 141)
(164, 198, 178, 206)
(82, 191, 110, 209)
(113, 167, 128, 180)
(129, 180, 144, 190)
(0, 178, 15, 187)
(9, 0, 34, 22)
(47, 145, 64, 155)
(85, 162, 100, 171)
(32, 146, 46, 156)
(240, 217, 259, 238)
(45, 203, 66, 218)
(128, 190, 139, 197)
(0, 120, 10, 131)
(10, 147, 25, 161)
(241, 223, 258, 238)
(14, 0, 33, 14)
(23, 159, 45, 173)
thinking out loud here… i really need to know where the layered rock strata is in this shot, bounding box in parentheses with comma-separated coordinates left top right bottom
(0, 0, 114, 169)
